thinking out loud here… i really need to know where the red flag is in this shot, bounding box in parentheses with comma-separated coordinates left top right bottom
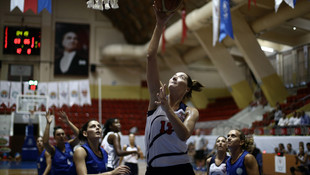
(181, 8, 187, 44)
(161, 26, 166, 53)
(248, 0, 256, 10)
(24, 0, 38, 14)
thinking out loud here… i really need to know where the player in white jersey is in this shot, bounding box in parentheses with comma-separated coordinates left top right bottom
(145, 3, 204, 175)
(101, 118, 138, 171)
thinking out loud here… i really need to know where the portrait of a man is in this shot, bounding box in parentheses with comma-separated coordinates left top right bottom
(54, 23, 90, 76)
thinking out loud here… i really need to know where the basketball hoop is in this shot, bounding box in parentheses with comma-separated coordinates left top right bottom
(86, 0, 119, 10)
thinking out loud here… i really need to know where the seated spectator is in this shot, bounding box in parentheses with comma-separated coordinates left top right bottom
(300, 111, 310, 126)
(294, 112, 302, 126)
(278, 115, 289, 127)
(274, 104, 283, 125)
(288, 111, 298, 126)
(290, 145, 309, 175)
(287, 143, 297, 155)
(278, 143, 287, 156)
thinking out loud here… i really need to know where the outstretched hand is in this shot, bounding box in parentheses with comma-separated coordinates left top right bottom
(155, 83, 169, 109)
(58, 111, 69, 124)
(45, 111, 53, 124)
(153, 3, 175, 27)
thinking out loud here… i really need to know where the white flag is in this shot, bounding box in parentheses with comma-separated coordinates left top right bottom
(0, 81, 11, 107)
(79, 79, 91, 106)
(69, 81, 80, 106)
(48, 82, 58, 108)
(212, 0, 220, 46)
(10, 82, 22, 107)
(275, 0, 295, 12)
(10, 0, 24, 12)
(37, 82, 48, 96)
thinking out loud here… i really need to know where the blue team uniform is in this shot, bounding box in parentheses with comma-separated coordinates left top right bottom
(51, 142, 76, 175)
(227, 151, 249, 175)
(37, 149, 50, 175)
(81, 142, 108, 174)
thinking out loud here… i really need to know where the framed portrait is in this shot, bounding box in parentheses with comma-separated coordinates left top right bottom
(54, 22, 90, 76)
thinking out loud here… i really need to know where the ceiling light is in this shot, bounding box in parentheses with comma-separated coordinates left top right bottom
(261, 46, 274, 53)
(293, 26, 297, 30)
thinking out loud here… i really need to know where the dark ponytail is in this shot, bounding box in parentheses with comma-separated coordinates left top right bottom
(185, 74, 204, 99)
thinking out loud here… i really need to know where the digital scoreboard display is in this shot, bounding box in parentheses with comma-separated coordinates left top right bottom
(3, 26, 41, 55)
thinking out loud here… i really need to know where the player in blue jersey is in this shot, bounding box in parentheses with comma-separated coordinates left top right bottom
(43, 111, 80, 175)
(226, 130, 259, 175)
(74, 120, 130, 175)
(144, 3, 203, 175)
(36, 136, 51, 175)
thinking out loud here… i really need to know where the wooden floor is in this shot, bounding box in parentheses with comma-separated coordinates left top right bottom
(0, 169, 37, 175)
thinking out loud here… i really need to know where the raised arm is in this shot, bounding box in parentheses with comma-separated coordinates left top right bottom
(58, 111, 80, 147)
(43, 112, 55, 156)
(147, 5, 175, 111)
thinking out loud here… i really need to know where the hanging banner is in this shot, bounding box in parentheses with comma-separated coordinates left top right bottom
(58, 81, 69, 107)
(37, 82, 48, 96)
(23, 82, 34, 95)
(38, 0, 52, 13)
(219, 0, 234, 42)
(212, 0, 220, 46)
(69, 81, 79, 106)
(10, 0, 24, 12)
(10, 82, 22, 107)
(79, 79, 91, 106)
(48, 82, 58, 108)
(0, 81, 11, 107)
(24, 0, 38, 14)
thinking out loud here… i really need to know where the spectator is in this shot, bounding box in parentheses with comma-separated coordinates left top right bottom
(306, 143, 310, 171)
(290, 145, 309, 175)
(287, 143, 297, 155)
(278, 143, 287, 156)
(278, 115, 289, 127)
(300, 111, 310, 126)
(288, 111, 298, 126)
(293, 112, 302, 126)
(194, 128, 208, 160)
(274, 104, 283, 125)
(274, 147, 279, 154)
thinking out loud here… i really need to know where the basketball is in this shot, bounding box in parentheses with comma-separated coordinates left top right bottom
(154, 0, 183, 13)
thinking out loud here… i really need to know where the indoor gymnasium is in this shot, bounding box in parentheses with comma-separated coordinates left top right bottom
(0, 0, 310, 175)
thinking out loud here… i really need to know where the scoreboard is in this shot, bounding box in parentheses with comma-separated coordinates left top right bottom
(3, 26, 41, 55)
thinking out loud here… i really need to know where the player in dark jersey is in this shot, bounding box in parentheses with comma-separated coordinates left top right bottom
(43, 111, 80, 175)
(36, 136, 51, 175)
(74, 120, 130, 175)
(226, 129, 259, 175)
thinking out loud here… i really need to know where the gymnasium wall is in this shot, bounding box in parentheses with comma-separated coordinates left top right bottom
(0, 0, 232, 107)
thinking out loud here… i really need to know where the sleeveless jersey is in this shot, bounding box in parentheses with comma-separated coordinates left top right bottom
(101, 132, 119, 169)
(51, 142, 76, 175)
(37, 149, 50, 175)
(123, 145, 139, 164)
(145, 102, 190, 167)
(208, 155, 229, 175)
(81, 142, 108, 174)
(226, 151, 249, 175)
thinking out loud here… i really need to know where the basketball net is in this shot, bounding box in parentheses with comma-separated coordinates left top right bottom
(86, 0, 119, 10)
